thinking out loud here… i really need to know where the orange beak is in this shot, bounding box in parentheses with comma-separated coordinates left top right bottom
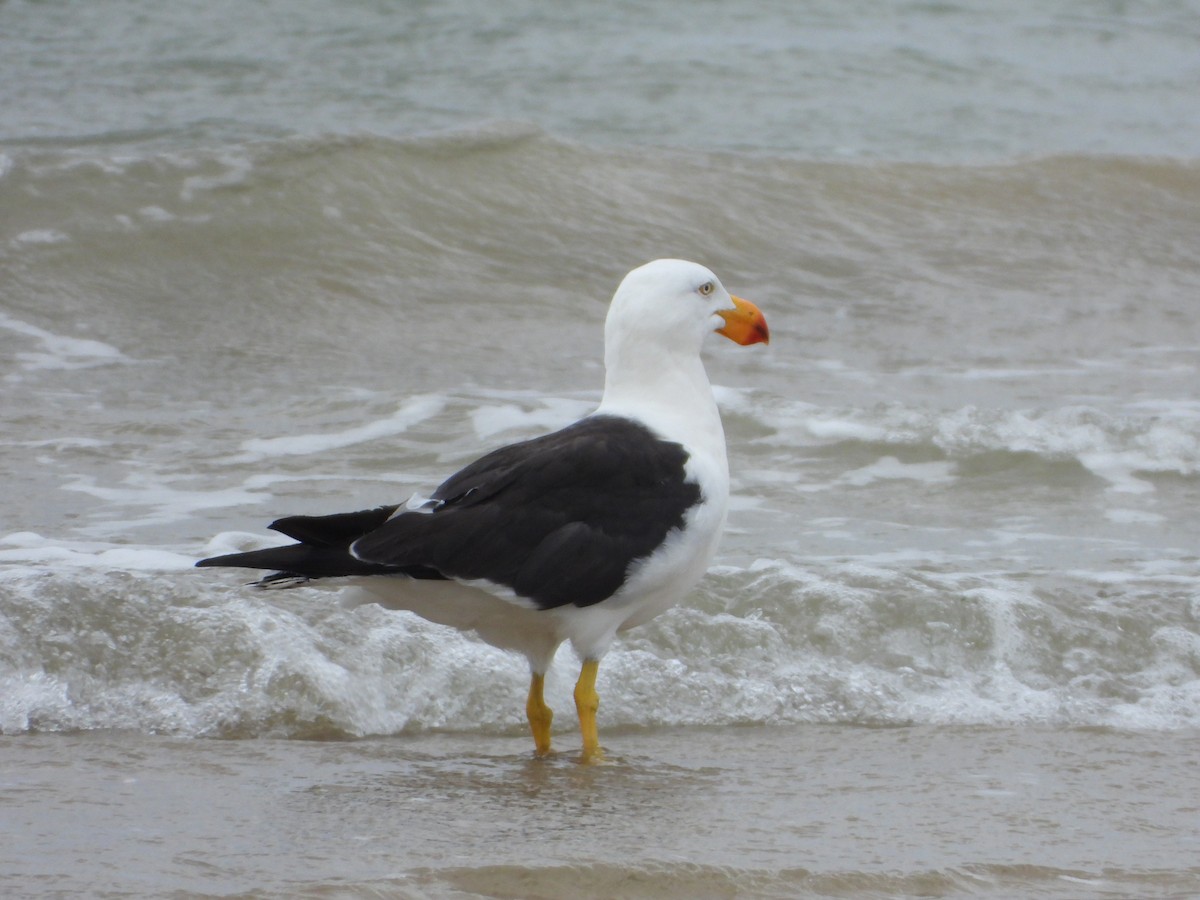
(716, 295, 770, 346)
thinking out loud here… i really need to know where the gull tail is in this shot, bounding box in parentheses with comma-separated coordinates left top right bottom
(196, 503, 447, 586)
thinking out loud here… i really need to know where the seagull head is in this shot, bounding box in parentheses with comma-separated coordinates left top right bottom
(604, 259, 769, 359)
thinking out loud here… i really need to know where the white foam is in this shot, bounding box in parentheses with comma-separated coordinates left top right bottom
(1075, 452, 1150, 493)
(231, 394, 445, 462)
(0, 436, 107, 451)
(1128, 398, 1200, 419)
(179, 151, 254, 201)
(751, 398, 1200, 488)
(712, 384, 759, 406)
(803, 416, 889, 442)
(198, 530, 292, 557)
(936, 407, 1200, 485)
(0, 531, 196, 572)
(470, 397, 592, 440)
(1062, 563, 1200, 586)
(59, 473, 263, 535)
(0, 312, 131, 373)
(791, 456, 957, 494)
(12, 229, 70, 245)
(137, 205, 175, 222)
(1104, 508, 1164, 525)
(836, 456, 956, 488)
(4, 549, 1199, 736)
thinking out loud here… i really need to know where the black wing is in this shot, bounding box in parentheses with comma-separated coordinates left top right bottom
(350, 415, 701, 609)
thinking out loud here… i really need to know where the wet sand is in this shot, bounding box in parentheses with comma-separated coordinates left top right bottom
(2, 725, 1196, 898)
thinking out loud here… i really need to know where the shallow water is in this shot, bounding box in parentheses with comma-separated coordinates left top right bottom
(2, 0, 1199, 896)
(3, 726, 1198, 898)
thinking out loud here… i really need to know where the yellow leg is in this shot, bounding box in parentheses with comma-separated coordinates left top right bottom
(573, 659, 603, 763)
(525, 672, 554, 756)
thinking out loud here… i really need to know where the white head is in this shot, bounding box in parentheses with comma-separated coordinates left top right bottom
(603, 259, 768, 364)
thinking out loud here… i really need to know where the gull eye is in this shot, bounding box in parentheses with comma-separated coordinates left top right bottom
(698, 281, 715, 296)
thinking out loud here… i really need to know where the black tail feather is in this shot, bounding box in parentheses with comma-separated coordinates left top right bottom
(268, 504, 400, 546)
(196, 543, 402, 579)
(196, 502, 446, 583)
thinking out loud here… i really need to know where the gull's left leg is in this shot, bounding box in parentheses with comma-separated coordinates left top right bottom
(573, 658, 603, 763)
(525, 670, 554, 756)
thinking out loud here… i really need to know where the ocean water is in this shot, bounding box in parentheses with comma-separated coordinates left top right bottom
(2, 1, 1200, 897)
